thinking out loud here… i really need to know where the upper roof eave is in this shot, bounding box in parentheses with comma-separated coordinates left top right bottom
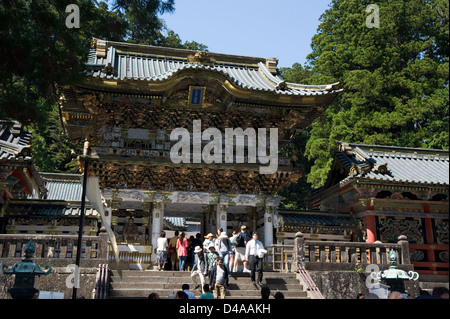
(87, 38, 342, 99)
(337, 140, 450, 156)
(94, 38, 270, 66)
(326, 140, 450, 188)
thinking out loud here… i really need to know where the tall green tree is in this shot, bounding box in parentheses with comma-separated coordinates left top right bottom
(282, 0, 449, 189)
(111, 0, 174, 44)
(277, 129, 313, 209)
(0, 0, 207, 173)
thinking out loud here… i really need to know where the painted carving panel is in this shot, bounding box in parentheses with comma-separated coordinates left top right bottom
(378, 216, 424, 244)
(435, 219, 449, 245)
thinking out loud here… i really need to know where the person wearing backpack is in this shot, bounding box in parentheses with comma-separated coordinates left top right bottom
(233, 225, 250, 273)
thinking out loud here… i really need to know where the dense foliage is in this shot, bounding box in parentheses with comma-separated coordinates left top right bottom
(1, 1, 448, 207)
(281, 0, 449, 191)
(0, 0, 207, 172)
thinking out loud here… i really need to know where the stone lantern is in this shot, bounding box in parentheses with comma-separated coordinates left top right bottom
(371, 249, 419, 297)
(2, 240, 52, 299)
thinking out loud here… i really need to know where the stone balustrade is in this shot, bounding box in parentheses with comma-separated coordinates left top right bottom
(270, 233, 411, 272)
(0, 231, 108, 263)
(292, 233, 411, 271)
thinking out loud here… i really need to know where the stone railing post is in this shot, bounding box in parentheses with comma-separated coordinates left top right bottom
(397, 235, 410, 265)
(293, 232, 305, 270)
(97, 227, 108, 260)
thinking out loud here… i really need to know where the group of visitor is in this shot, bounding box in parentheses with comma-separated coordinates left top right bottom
(155, 225, 267, 299)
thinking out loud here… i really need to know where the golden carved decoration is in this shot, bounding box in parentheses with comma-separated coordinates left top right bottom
(276, 81, 288, 91)
(83, 159, 298, 195)
(81, 94, 101, 114)
(187, 51, 216, 65)
(102, 62, 115, 75)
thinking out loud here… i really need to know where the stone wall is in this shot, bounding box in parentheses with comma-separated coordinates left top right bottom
(1, 258, 106, 299)
(306, 263, 420, 299)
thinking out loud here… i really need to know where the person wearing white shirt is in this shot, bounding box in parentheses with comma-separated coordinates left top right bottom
(156, 230, 169, 271)
(244, 232, 266, 285)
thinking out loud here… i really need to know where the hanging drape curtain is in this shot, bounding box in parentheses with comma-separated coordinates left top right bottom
(84, 176, 122, 278)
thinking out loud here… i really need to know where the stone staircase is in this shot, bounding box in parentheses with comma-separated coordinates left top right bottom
(418, 274, 449, 295)
(108, 270, 309, 299)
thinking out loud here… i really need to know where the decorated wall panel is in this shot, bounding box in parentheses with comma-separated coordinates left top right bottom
(377, 216, 425, 244)
(434, 218, 449, 245)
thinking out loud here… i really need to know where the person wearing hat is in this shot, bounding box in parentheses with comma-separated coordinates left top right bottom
(203, 233, 215, 252)
(203, 233, 215, 263)
(191, 246, 207, 293)
(244, 232, 266, 286)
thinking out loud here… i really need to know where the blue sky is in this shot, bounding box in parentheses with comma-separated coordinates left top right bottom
(161, 0, 332, 68)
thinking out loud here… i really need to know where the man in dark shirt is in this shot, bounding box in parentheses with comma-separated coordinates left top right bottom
(189, 233, 202, 269)
(209, 257, 229, 299)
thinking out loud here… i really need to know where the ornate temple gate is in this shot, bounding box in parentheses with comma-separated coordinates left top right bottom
(59, 38, 341, 264)
(89, 180, 283, 262)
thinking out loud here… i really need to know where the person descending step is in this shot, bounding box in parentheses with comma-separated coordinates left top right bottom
(216, 232, 233, 274)
(209, 256, 229, 299)
(244, 231, 267, 286)
(207, 243, 219, 279)
(191, 246, 207, 293)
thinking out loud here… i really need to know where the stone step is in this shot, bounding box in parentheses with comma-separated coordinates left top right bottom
(108, 288, 308, 299)
(111, 275, 299, 284)
(108, 270, 309, 299)
(419, 281, 449, 290)
(111, 270, 299, 278)
(110, 282, 304, 292)
(109, 295, 309, 300)
(109, 287, 307, 297)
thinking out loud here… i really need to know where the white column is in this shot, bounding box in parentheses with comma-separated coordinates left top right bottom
(264, 197, 280, 247)
(105, 205, 112, 228)
(151, 193, 164, 261)
(217, 195, 228, 233)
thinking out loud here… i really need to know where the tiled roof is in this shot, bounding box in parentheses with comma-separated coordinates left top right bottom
(0, 121, 46, 198)
(0, 121, 32, 161)
(164, 217, 186, 230)
(40, 173, 87, 201)
(5, 202, 98, 217)
(278, 210, 358, 228)
(336, 142, 449, 185)
(86, 39, 342, 97)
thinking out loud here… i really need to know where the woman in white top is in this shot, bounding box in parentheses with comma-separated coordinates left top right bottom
(156, 230, 169, 271)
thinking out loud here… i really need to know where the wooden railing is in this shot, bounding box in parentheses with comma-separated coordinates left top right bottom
(271, 244, 293, 272)
(0, 232, 108, 260)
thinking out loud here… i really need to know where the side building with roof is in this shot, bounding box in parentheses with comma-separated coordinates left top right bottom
(308, 141, 449, 276)
(1, 121, 196, 242)
(0, 121, 46, 203)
